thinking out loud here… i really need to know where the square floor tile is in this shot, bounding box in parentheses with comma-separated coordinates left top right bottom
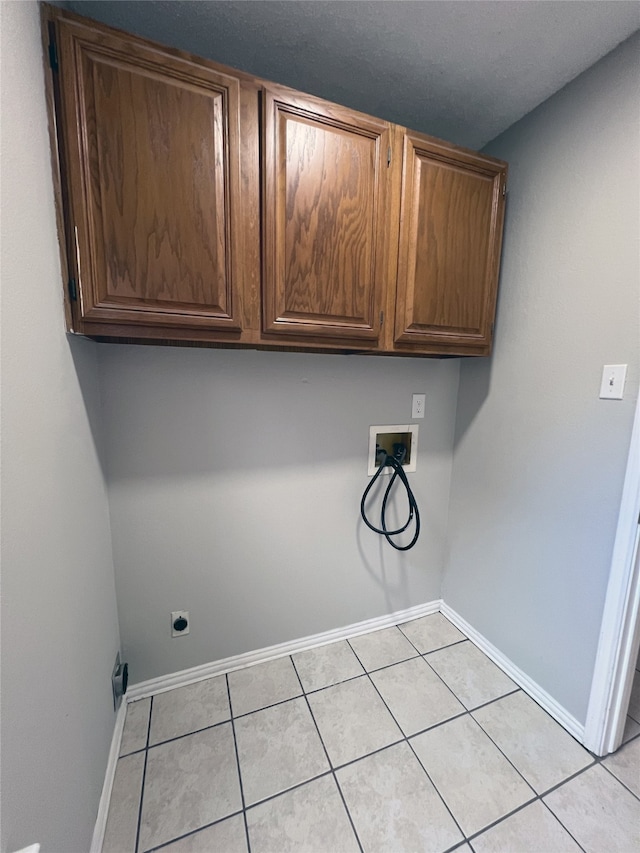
(471, 800, 582, 853)
(149, 676, 230, 745)
(234, 697, 329, 805)
(370, 656, 464, 736)
(544, 764, 640, 853)
(247, 774, 359, 853)
(472, 691, 593, 792)
(103, 752, 145, 853)
(159, 814, 248, 852)
(603, 736, 640, 797)
(307, 676, 402, 767)
(399, 613, 465, 653)
(139, 723, 242, 851)
(337, 742, 463, 853)
(348, 627, 417, 671)
(120, 698, 150, 756)
(228, 657, 301, 716)
(426, 641, 516, 709)
(293, 641, 364, 692)
(411, 714, 533, 837)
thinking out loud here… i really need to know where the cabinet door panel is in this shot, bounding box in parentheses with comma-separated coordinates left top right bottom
(263, 89, 389, 341)
(395, 133, 506, 350)
(58, 20, 242, 330)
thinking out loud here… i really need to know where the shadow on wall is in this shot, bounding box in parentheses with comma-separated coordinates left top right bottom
(68, 335, 109, 477)
(356, 471, 410, 613)
(453, 356, 492, 449)
(451, 188, 516, 448)
(94, 345, 459, 481)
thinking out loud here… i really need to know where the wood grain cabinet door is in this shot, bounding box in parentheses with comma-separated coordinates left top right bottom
(394, 132, 507, 353)
(262, 87, 391, 342)
(56, 18, 242, 332)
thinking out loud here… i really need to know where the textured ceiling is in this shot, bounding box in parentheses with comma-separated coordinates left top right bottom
(65, 0, 640, 149)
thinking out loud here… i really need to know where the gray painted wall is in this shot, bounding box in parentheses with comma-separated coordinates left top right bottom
(2, 5, 637, 847)
(98, 346, 459, 682)
(444, 33, 640, 724)
(0, 4, 121, 851)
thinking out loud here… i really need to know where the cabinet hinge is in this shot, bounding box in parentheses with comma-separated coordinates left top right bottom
(380, 310, 384, 327)
(387, 147, 391, 167)
(48, 38, 59, 73)
(68, 277, 77, 302)
(502, 183, 506, 198)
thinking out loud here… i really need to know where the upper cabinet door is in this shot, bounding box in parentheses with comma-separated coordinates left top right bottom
(394, 132, 507, 353)
(262, 87, 391, 341)
(56, 18, 243, 331)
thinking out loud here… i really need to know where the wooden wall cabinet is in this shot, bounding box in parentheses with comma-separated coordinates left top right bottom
(49, 12, 246, 341)
(393, 132, 506, 355)
(261, 87, 391, 345)
(43, 5, 507, 357)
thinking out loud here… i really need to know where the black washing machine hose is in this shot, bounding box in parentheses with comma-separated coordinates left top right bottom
(360, 447, 420, 551)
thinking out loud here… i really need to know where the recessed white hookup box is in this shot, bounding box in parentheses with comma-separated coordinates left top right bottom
(367, 424, 419, 476)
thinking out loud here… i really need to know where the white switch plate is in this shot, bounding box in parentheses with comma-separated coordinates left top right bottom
(412, 393, 426, 419)
(599, 364, 627, 399)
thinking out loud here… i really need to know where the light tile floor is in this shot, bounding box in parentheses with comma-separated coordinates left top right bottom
(103, 613, 640, 853)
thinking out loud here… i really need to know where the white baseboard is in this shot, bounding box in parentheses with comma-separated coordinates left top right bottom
(94, 597, 587, 850)
(127, 599, 441, 701)
(441, 602, 585, 743)
(90, 700, 127, 853)
(92, 600, 439, 848)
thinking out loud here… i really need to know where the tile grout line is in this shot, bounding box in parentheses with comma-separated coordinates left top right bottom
(135, 633, 479, 754)
(134, 691, 512, 843)
(347, 628, 603, 851)
(430, 652, 597, 850)
(595, 753, 640, 804)
(289, 654, 365, 853)
(133, 695, 153, 853)
(419, 644, 521, 714)
(399, 629, 524, 718)
(345, 632, 469, 846)
(539, 799, 588, 853)
(243, 770, 337, 811)
(468, 702, 578, 795)
(140, 715, 232, 751)
(469, 757, 639, 851)
(461, 783, 589, 852)
(146, 810, 246, 852)
(222, 628, 552, 846)
(122, 616, 637, 852)
(226, 673, 252, 853)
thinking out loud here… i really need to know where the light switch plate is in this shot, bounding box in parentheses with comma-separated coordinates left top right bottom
(599, 364, 627, 399)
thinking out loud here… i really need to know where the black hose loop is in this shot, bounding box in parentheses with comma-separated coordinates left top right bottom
(360, 451, 420, 550)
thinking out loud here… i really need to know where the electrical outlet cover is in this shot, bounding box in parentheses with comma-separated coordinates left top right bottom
(171, 610, 190, 637)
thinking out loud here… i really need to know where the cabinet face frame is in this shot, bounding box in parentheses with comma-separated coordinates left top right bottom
(394, 132, 507, 353)
(261, 86, 391, 343)
(54, 15, 244, 333)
